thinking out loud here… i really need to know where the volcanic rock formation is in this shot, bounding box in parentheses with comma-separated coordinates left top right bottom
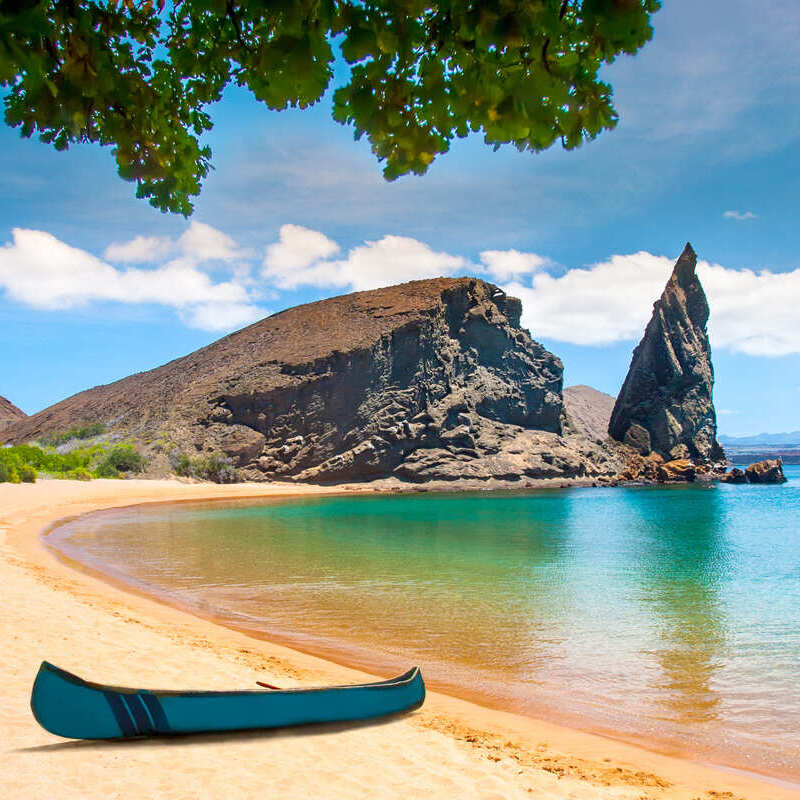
(0, 395, 25, 432)
(608, 243, 724, 464)
(4, 278, 621, 483)
(744, 458, 787, 484)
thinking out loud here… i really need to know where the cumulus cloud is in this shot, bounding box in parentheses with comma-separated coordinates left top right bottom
(262, 225, 467, 291)
(103, 235, 172, 263)
(103, 222, 246, 268)
(480, 249, 548, 282)
(0, 228, 265, 331)
(263, 224, 341, 288)
(504, 251, 800, 357)
(723, 210, 758, 221)
(180, 301, 264, 331)
(506, 252, 668, 346)
(177, 221, 245, 262)
(4, 222, 800, 356)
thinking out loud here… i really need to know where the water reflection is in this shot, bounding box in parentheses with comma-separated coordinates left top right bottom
(630, 486, 729, 725)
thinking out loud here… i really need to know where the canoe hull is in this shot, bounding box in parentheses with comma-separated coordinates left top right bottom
(31, 662, 425, 740)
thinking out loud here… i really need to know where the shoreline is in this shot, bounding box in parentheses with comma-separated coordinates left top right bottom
(2, 479, 798, 799)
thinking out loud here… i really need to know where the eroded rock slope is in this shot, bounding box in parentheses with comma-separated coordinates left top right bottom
(5, 278, 620, 483)
(0, 395, 25, 432)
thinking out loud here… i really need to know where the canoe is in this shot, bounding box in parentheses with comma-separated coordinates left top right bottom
(31, 661, 425, 740)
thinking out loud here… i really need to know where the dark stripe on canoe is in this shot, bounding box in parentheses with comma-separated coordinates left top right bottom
(123, 694, 153, 735)
(140, 692, 171, 733)
(103, 692, 137, 738)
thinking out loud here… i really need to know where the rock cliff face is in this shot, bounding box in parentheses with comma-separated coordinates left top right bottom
(0, 395, 25, 432)
(5, 278, 620, 483)
(608, 244, 724, 464)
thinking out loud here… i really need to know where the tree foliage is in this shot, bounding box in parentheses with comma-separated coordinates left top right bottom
(0, 0, 660, 215)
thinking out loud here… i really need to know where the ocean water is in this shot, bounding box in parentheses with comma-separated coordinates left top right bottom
(48, 466, 800, 780)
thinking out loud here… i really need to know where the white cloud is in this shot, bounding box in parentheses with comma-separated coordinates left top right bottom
(177, 221, 244, 262)
(180, 302, 263, 331)
(718, 409, 740, 415)
(102, 221, 246, 268)
(723, 210, 758, 221)
(0, 228, 265, 331)
(263, 224, 341, 288)
(506, 252, 670, 346)
(262, 227, 467, 292)
(480, 249, 548, 282)
(504, 251, 800, 357)
(5, 223, 800, 357)
(103, 235, 172, 263)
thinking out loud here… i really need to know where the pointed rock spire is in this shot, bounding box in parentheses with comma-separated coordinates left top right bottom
(608, 243, 724, 462)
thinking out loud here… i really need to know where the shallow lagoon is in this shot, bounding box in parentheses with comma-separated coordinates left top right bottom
(50, 465, 800, 780)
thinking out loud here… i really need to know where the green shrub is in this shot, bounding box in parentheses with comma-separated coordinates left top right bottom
(195, 454, 238, 483)
(95, 444, 146, 478)
(0, 449, 22, 483)
(63, 467, 92, 481)
(170, 450, 192, 476)
(11, 443, 93, 473)
(18, 463, 37, 483)
(170, 449, 238, 483)
(1, 443, 102, 481)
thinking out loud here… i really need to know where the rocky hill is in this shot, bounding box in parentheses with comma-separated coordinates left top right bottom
(609, 243, 724, 464)
(563, 385, 615, 442)
(0, 395, 25, 432)
(4, 278, 621, 484)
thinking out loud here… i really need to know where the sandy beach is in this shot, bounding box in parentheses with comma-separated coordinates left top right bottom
(1, 479, 798, 800)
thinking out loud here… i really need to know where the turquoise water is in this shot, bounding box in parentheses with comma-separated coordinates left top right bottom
(49, 467, 800, 780)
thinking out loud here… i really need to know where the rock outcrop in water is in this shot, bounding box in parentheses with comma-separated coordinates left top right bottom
(720, 467, 747, 484)
(744, 459, 787, 484)
(0, 395, 25, 432)
(4, 278, 622, 483)
(609, 243, 724, 465)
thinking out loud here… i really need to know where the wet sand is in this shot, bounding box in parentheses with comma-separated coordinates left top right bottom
(1, 478, 798, 799)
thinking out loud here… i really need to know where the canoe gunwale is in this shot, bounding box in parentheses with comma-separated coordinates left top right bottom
(37, 661, 422, 697)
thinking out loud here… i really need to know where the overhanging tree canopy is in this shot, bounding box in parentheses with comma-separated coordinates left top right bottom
(0, 0, 660, 215)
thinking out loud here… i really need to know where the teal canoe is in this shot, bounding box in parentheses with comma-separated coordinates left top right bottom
(31, 661, 425, 740)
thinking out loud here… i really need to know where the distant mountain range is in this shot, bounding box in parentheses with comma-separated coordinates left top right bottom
(719, 431, 800, 447)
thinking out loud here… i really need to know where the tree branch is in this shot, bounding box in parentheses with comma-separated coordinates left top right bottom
(225, 1, 251, 53)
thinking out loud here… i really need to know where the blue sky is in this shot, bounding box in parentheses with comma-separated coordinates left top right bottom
(1, 0, 799, 436)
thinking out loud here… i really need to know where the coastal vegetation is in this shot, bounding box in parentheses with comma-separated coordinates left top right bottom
(170, 450, 239, 484)
(0, 440, 146, 482)
(0, 448, 36, 483)
(0, 0, 660, 214)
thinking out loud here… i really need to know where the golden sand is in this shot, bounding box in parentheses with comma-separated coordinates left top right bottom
(1, 479, 797, 799)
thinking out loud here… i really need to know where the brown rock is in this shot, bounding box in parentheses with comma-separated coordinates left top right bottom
(618, 451, 664, 482)
(4, 278, 620, 483)
(0, 395, 25, 432)
(609, 243, 724, 464)
(745, 459, 787, 484)
(657, 458, 696, 483)
(721, 467, 747, 484)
